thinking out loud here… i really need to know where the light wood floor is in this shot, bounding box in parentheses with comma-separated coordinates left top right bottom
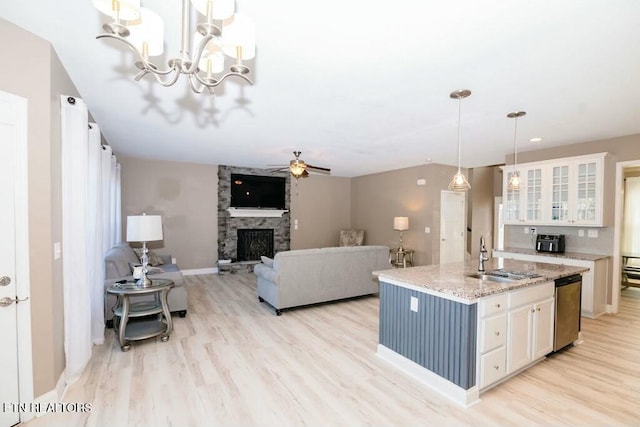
(24, 275, 640, 426)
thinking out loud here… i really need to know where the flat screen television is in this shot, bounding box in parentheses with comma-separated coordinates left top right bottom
(230, 173, 286, 209)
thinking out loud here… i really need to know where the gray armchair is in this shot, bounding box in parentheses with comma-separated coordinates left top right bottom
(339, 229, 365, 247)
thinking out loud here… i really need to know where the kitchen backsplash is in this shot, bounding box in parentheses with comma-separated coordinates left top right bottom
(504, 225, 614, 256)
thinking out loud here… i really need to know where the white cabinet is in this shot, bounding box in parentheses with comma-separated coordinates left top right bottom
(478, 294, 508, 389)
(494, 250, 609, 318)
(502, 153, 608, 226)
(503, 165, 544, 224)
(477, 283, 554, 390)
(507, 282, 554, 374)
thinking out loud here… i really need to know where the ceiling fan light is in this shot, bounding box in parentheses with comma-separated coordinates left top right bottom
(128, 7, 164, 56)
(290, 160, 306, 177)
(222, 13, 256, 60)
(448, 169, 471, 191)
(93, 0, 141, 21)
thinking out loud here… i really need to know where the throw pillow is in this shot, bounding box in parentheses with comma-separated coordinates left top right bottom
(260, 256, 274, 267)
(133, 248, 165, 266)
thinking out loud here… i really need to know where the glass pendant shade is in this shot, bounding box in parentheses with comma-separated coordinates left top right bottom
(128, 7, 164, 57)
(449, 169, 471, 191)
(222, 13, 256, 60)
(507, 111, 526, 191)
(508, 171, 521, 190)
(448, 89, 472, 191)
(191, 0, 235, 20)
(93, 0, 141, 21)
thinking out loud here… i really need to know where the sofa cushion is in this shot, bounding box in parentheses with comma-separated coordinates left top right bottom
(105, 242, 141, 279)
(260, 256, 274, 267)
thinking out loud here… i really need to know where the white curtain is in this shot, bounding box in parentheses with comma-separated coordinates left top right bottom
(61, 96, 122, 382)
(88, 123, 105, 345)
(61, 96, 92, 384)
(623, 177, 640, 260)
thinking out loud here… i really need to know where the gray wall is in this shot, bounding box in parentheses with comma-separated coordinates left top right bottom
(119, 156, 218, 270)
(290, 175, 352, 249)
(351, 163, 464, 266)
(0, 17, 80, 397)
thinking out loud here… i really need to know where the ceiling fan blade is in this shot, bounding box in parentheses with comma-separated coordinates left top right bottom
(306, 164, 331, 175)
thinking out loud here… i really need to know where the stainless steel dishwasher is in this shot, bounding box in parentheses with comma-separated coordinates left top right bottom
(554, 274, 582, 352)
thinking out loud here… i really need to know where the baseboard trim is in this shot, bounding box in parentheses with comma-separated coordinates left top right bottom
(182, 267, 218, 276)
(28, 371, 67, 419)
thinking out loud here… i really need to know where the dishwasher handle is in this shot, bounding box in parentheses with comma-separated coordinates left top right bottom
(555, 274, 582, 287)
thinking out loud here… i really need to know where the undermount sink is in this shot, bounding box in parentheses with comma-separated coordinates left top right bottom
(466, 273, 517, 283)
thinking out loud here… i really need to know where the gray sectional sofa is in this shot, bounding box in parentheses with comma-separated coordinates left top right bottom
(254, 245, 390, 315)
(104, 242, 188, 323)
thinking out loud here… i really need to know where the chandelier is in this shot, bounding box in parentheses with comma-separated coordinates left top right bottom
(92, 0, 255, 95)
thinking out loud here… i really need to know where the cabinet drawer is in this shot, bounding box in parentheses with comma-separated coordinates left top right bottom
(479, 293, 508, 317)
(509, 282, 554, 308)
(480, 313, 507, 353)
(480, 346, 506, 389)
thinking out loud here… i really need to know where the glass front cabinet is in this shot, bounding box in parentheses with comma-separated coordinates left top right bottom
(502, 153, 607, 226)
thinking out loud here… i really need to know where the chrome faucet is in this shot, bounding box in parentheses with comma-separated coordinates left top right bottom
(478, 236, 489, 272)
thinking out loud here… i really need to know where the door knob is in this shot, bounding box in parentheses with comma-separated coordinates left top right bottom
(0, 276, 10, 286)
(0, 296, 29, 307)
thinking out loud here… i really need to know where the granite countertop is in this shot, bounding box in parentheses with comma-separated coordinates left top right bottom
(495, 247, 609, 261)
(374, 258, 588, 303)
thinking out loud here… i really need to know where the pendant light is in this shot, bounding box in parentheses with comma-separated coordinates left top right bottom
(507, 111, 526, 191)
(448, 89, 472, 191)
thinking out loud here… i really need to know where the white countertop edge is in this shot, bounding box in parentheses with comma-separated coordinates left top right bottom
(495, 248, 610, 262)
(377, 276, 477, 305)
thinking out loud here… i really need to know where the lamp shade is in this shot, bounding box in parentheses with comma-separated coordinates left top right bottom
(93, 0, 141, 21)
(222, 13, 256, 60)
(192, 0, 235, 20)
(393, 216, 409, 231)
(126, 214, 163, 242)
(127, 7, 164, 57)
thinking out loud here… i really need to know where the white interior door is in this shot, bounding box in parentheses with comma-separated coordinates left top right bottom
(0, 92, 22, 427)
(440, 190, 466, 264)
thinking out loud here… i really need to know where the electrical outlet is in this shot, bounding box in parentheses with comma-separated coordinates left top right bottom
(424, 227, 431, 233)
(417, 179, 426, 186)
(529, 227, 537, 235)
(578, 229, 585, 237)
(524, 227, 530, 234)
(410, 296, 419, 312)
(588, 229, 598, 238)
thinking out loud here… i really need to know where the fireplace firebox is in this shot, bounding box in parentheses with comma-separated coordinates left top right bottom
(237, 229, 274, 261)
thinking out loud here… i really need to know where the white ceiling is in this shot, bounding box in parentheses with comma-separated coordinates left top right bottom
(2, 1, 640, 177)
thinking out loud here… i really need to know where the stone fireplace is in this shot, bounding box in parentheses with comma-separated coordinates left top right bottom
(218, 165, 290, 261)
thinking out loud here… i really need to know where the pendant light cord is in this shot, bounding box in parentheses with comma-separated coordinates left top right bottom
(457, 97, 462, 171)
(513, 116, 519, 170)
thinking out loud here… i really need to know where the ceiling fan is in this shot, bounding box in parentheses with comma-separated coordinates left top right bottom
(269, 151, 331, 179)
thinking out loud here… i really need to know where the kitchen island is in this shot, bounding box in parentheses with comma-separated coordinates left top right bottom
(374, 258, 588, 407)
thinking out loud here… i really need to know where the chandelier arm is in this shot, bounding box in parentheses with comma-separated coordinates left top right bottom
(187, 74, 207, 94)
(185, 34, 215, 75)
(97, 33, 177, 77)
(216, 71, 254, 86)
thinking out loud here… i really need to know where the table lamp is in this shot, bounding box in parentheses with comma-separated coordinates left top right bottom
(127, 213, 163, 287)
(393, 216, 409, 252)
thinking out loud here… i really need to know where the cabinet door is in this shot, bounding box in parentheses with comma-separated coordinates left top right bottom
(523, 167, 543, 222)
(504, 169, 522, 224)
(507, 304, 533, 374)
(550, 163, 570, 223)
(532, 298, 554, 360)
(573, 159, 601, 225)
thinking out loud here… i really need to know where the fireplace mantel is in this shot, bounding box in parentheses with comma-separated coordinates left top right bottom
(227, 208, 289, 218)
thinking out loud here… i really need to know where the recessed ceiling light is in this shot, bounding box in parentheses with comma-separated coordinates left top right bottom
(529, 137, 543, 143)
